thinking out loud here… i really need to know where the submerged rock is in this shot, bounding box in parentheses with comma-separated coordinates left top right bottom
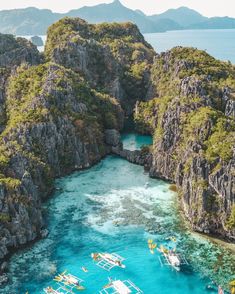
(0, 273, 8, 285)
(0, 262, 8, 273)
(40, 229, 49, 238)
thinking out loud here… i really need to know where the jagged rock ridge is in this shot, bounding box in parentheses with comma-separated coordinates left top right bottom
(134, 47, 235, 239)
(45, 17, 155, 113)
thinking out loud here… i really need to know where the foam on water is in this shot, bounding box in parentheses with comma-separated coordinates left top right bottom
(1, 135, 235, 294)
(121, 133, 153, 151)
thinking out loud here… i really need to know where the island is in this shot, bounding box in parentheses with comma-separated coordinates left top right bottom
(0, 17, 234, 287)
(30, 35, 44, 46)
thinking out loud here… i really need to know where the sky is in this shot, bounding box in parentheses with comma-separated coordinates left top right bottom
(1, 0, 235, 18)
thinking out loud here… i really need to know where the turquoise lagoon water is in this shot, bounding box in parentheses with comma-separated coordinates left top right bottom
(144, 29, 235, 63)
(121, 133, 153, 151)
(1, 135, 235, 294)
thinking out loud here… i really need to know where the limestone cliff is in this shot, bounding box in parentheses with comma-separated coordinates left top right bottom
(0, 18, 154, 269)
(0, 34, 41, 132)
(0, 62, 124, 263)
(45, 17, 155, 113)
(135, 47, 235, 239)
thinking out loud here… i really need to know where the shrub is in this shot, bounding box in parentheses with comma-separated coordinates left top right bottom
(226, 205, 235, 229)
(169, 184, 177, 192)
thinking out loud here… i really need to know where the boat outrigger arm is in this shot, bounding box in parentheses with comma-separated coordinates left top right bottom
(44, 272, 85, 294)
(99, 279, 143, 294)
(91, 252, 126, 271)
(44, 285, 75, 294)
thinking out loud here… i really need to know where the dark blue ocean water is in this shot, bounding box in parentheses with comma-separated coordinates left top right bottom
(1, 135, 234, 294)
(144, 29, 235, 63)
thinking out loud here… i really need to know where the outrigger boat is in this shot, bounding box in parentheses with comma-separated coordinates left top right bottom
(43, 271, 85, 293)
(54, 271, 84, 289)
(91, 252, 126, 271)
(158, 245, 188, 271)
(99, 279, 143, 294)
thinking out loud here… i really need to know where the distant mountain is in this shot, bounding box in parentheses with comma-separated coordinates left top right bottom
(66, 0, 158, 33)
(149, 7, 208, 27)
(0, 7, 61, 35)
(150, 18, 182, 31)
(188, 16, 235, 29)
(0, 1, 235, 36)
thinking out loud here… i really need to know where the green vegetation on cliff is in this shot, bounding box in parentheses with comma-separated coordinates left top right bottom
(45, 17, 155, 112)
(134, 47, 235, 236)
(149, 47, 235, 108)
(0, 61, 123, 191)
(4, 63, 121, 132)
(45, 18, 153, 58)
(135, 47, 235, 164)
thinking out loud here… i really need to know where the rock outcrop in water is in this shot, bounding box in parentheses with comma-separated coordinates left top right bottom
(134, 47, 235, 239)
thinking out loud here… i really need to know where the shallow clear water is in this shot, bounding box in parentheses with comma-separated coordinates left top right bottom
(121, 133, 153, 151)
(144, 29, 235, 63)
(1, 135, 235, 294)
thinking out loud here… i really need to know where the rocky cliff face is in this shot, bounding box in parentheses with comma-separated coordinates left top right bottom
(0, 61, 124, 265)
(45, 17, 155, 114)
(135, 47, 235, 239)
(0, 18, 155, 272)
(0, 34, 41, 133)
